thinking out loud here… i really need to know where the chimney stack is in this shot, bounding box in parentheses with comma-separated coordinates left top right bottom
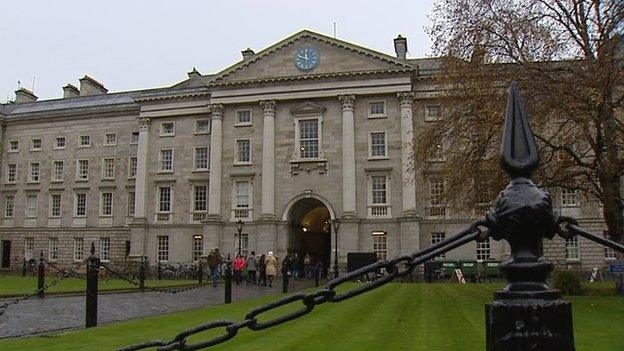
(14, 88, 38, 103)
(187, 67, 201, 79)
(241, 48, 255, 61)
(394, 35, 407, 60)
(63, 84, 80, 98)
(79, 75, 108, 96)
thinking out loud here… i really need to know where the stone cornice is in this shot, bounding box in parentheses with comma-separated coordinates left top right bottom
(4, 104, 139, 126)
(134, 88, 211, 103)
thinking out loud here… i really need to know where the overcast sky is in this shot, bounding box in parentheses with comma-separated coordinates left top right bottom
(0, 0, 436, 102)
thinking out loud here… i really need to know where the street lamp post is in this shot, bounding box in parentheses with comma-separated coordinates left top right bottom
(236, 220, 243, 256)
(332, 219, 340, 278)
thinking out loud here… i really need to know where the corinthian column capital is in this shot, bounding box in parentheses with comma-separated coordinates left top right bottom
(259, 100, 276, 115)
(137, 117, 151, 131)
(397, 92, 415, 108)
(209, 104, 224, 119)
(338, 94, 356, 111)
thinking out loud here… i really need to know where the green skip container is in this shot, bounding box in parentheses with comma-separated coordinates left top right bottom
(460, 261, 478, 278)
(484, 261, 502, 278)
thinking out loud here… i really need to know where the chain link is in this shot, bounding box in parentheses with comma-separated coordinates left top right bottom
(100, 263, 204, 294)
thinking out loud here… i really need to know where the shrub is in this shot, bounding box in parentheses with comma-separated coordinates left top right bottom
(551, 270, 583, 295)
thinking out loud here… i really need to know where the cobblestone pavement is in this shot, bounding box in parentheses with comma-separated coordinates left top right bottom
(0, 279, 318, 338)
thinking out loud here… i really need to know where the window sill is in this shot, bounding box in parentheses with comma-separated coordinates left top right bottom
(101, 178, 115, 181)
(234, 123, 252, 127)
(53, 147, 66, 150)
(4, 182, 16, 185)
(424, 118, 442, 122)
(75, 179, 89, 182)
(194, 131, 210, 135)
(103, 144, 117, 147)
(368, 114, 387, 119)
(30, 149, 42, 152)
(50, 180, 64, 183)
(130, 142, 138, 146)
(605, 257, 618, 261)
(158, 170, 174, 174)
(7, 150, 18, 153)
(290, 158, 327, 164)
(27, 181, 40, 185)
(565, 258, 581, 262)
(233, 162, 252, 167)
(192, 169, 209, 173)
(368, 156, 389, 161)
(159, 134, 175, 138)
(78, 145, 91, 149)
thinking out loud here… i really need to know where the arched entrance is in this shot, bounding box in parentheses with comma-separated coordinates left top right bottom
(285, 197, 332, 272)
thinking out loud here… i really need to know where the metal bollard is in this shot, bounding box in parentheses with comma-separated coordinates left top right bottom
(224, 262, 232, 304)
(282, 273, 289, 293)
(197, 260, 203, 285)
(37, 251, 45, 298)
(139, 258, 146, 292)
(85, 242, 100, 328)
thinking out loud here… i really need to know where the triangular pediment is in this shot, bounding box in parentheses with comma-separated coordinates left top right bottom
(209, 30, 415, 87)
(290, 101, 326, 115)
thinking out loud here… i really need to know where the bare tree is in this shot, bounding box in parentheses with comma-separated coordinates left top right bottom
(421, 0, 624, 244)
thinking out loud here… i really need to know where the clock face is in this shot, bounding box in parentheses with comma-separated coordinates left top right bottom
(294, 46, 320, 71)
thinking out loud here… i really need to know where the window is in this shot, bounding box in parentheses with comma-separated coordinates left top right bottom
(25, 195, 37, 218)
(79, 135, 91, 147)
(100, 192, 113, 216)
(52, 161, 64, 182)
(193, 235, 203, 261)
(428, 178, 446, 217)
(31, 139, 42, 151)
(100, 237, 111, 262)
(604, 231, 616, 260)
(128, 157, 137, 178)
(75, 193, 87, 217)
(73, 237, 84, 261)
(476, 238, 491, 261)
(160, 122, 175, 136)
(369, 132, 387, 158)
(157, 235, 169, 262)
(299, 119, 319, 159)
(50, 194, 62, 217)
(235, 140, 251, 164)
(6, 164, 16, 183)
(28, 162, 40, 183)
(8, 140, 19, 152)
(104, 133, 117, 146)
(156, 186, 172, 222)
(234, 233, 249, 256)
(194, 185, 207, 212)
(235, 110, 252, 126)
(431, 232, 446, 259)
(127, 191, 135, 216)
(565, 236, 580, 260)
(371, 176, 387, 205)
(4, 196, 14, 217)
(48, 237, 59, 261)
(159, 149, 173, 172)
(25, 237, 35, 259)
(194, 147, 209, 170)
(102, 158, 115, 179)
(368, 174, 391, 218)
(232, 180, 252, 220)
(372, 231, 388, 261)
(130, 131, 139, 144)
(561, 188, 579, 207)
(55, 137, 66, 149)
(425, 105, 442, 121)
(76, 159, 89, 181)
(196, 120, 211, 134)
(369, 101, 386, 118)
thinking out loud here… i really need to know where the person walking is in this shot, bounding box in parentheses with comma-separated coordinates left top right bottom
(281, 252, 293, 291)
(233, 254, 245, 285)
(207, 248, 223, 287)
(257, 254, 267, 286)
(265, 251, 278, 288)
(245, 251, 258, 285)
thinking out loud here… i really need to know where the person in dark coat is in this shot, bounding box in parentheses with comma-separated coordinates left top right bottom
(257, 254, 267, 286)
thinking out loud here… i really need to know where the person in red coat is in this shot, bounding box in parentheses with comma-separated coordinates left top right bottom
(233, 254, 245, 285)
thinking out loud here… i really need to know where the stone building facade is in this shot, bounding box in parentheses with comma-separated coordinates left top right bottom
(0, 30, 615, 272)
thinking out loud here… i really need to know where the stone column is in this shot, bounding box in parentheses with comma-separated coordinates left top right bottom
(129, 117, 150, 259)
(338, 94, 357, 217)
(208, 104, 224, 217)
(260, 100, 276, 219)
(398, 92, 416, 215)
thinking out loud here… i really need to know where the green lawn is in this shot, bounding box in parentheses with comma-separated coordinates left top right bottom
(1, 283, 622, 351)
(0, 276, 196, 296)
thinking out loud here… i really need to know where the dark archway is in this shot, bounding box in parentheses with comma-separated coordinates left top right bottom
(286, 198, 331, 272)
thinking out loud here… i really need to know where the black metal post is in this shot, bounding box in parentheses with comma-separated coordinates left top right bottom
(22, 258, 26, 277)
(37, 251, 45, 298)
(139, 257, 146, 292)
(157, 262, 162, 280)
(236, 220, 243, 256)
(485, 83, 574, 350)
(197, 259, 203, 285)
(85, 242, 100, 328)
(332, 220, 340, 278)
(224, 260, 232, 304)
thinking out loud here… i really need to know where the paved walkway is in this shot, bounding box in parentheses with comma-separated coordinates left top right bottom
(0, 279, 318, 338)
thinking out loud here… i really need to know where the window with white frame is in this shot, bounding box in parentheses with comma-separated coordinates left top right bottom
(100, 237, 111, 262)
(476, 238, 491, 261)
(31, 139, 42, 151)
(193, 185, 207, 213)
(235, 110, 252, 126)
(431, 232, 446, 259)
(368, 175, 390, 218)
(369, 101, 386, 118)
(75, 193, 87, 217)
(128, 157, 137, 178)
(194, 147, 209, 170)
(29, 162, 40, 183)
(127, 191, 135, 216)
(104, 133, 117, 146)
(160, 122, 175, 136)
(76, 159, 89, 181)
(9, 140, 19, 152)
(55, 137, 66, 149)
(4, 195, 14, 217)
(160, 149, 173, 172)
(235, 140, 251, 164)
(25, 195, 37, 218)
(428, 178, 446, 217)
(232, 180, 252, 220)
(298, 119, 319, 159)
(561, 188, 579, 207)
(6, 164, 16, 183)
(234, 233, 249, 256)
(100, 192, 113, 216)
(192, 235, 203, 261)
(372, 231, 388, 261)
(79, 135, 91, 147)
(102, 158, 115, 179)
(157, 235, 169, 262)
(50, 194, 62, 217)
(565, 236, 580, 260)
(369, 132, 387, 158)
(52, 161, 64, 182)
(195, 119, 211, 134)
(130, 131, 139, 144)
(25, 237, 35, 259)
(425, 105, 442, 121)
(156, 186, 172, 222)
(603, 231, 616, 260)
(73, 237, 84, 261)
(48, 237, 59, 261)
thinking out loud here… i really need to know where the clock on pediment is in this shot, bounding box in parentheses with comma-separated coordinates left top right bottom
(294, 46, 320, 71)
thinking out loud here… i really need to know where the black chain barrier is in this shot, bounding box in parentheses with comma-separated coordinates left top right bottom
(100, 263, 205, 295)
(119, 219, 490, 351)
(557, 216, 624, 254)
